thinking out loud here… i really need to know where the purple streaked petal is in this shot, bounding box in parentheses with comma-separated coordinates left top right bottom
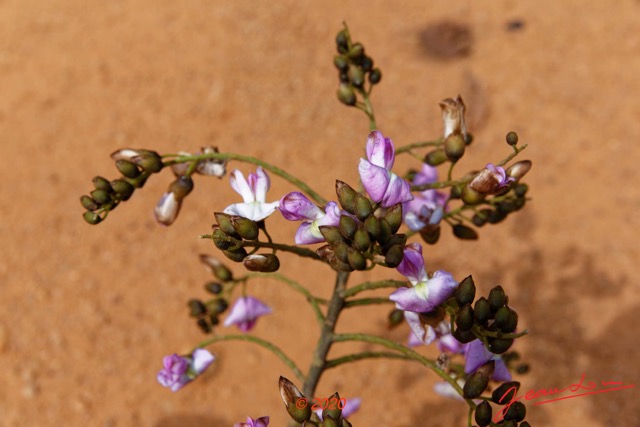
(425, 270, 459, 307)
(379, 173, 413, 207)
(396, 243, 427, 284)
(294, 222, 324, 245)
(230, 169, 255, 203)
(358, 159, 390, 203)
(319, 202, 342, 226)
(437, 333, 466, 354)
(408, 330, 423, 347)
(252, 167, 270, 202)
(413, 164, 439, 186)
(279, 192, 324, 221)
(389, 286, 432, 312)
(191, 349, 215, 374)
(366, 131, 395, 170)
(224, 296, 272, 332)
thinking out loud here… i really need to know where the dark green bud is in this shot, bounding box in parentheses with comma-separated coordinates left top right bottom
(444, 133, 466, 162)
(339, 72, 349, 84)
(80, 195, 98, 211)
(499, 420, 517, 427)
(369, 68, 382, 84)
(465, 132, 474, 145)
(329, 255, 354, 272)
(453, 224, 478, 240)
(463, 370, 491, 399)
(232, 216, 259, 240)
(243, 254, 280, 273)
(199, 254, 233, 282)
(320, 417, 339, 427)
(222, 247, 248, 262)
(456, 304, 475, 332)
(334, 242, 350, 263)
(339, 215, 359, 240)
(341, 419, 352, 427)
(364, 216, 381, 240)
(487, 209, 507, 224)
(92, 176, 112, 192)
(488, 337, 514, 354)
(420, 225, 440, 245)
(320, 226, 345, 246)
(424, 148, 448, 166)
(348, 43, 364, 59)
(169, 176, 194, 201)
(384, 244, 404, 268)
(455, 275, 476, 306)
(204, 282, 223, 294)
(504, 401, 526, 422)
(497, 200, 516, 214)
(110, 179, 134, 200)
(337, 83, 356, 106)
(382, 233, 407, 254)
(495, 307, 518, 332)
(474, 297, 491, 325)
(214, 212, 238, 237)
(188, 299, 207, 317)
(347, 64, 364, 87)
(492, 381, 520, 404)
(209, 314, 219, 325)
(461, 185, 485, 205)
(335, 180, 358, 214)
(279, 376, 312, 423)
(388, 308, 404, 328)
(347, 248, 367, 270)
(383, 204, 403, 234)
(209, 298, 228, 314)
(134, 152, 163, 173)
(353, 228, 371, 252)
(212, 227, 233, 250)
(506, 131, 519, 146)
(322, 392, 342, 423)
(514, 183, 528, 197)
(354, 195, 373, 221)
(377, 218, 392, 245)
(196, 318, 211, 334)
(488, 286, 506, 312)
(474, 401, 492, 427)
(335, 30, 349, 53)
(360, 56, 373, 72)
(83, 211, 102, 225)
(115, 159, 141, 178)
(516, 363, 530, 374)
(449, 183, 463, 199)
(520, 422, 531, 427)
(452, 327, 476, 343)
(90, 189, 111, 205)
(472, 210, 491, 227)
(333, 55, 349, 71)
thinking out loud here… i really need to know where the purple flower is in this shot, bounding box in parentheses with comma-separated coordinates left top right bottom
(403, 164, 448, 231)
(157, 348, 215, 392)
(469, 163, 515, 195)
(224, 296, 272, 332)
(315, 397, 362, 421)
(358, 131, 413, 207)
(407, 318, 466, 353)
(234, 416, 270, 427)
(279, 192, 343, 244)
(433, 378, 466, 401)
(223, 167, 279, 221)
(464, 339, 512, 382)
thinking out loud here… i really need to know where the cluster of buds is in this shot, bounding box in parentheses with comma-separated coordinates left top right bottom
(80, 149, 164, 224)
(334, 25, 382, 106)
(279, 377, 354, 427)
(190, 255, 235, 333)
(316, 181, 406, 272)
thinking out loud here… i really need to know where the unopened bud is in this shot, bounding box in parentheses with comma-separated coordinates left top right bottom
(323, 392, 342, 422)
(506, 131, 519, 146)
(506, 160, 532, 180)
(347, 64, 364, 87)
(369, 68, 382, 84)
(388, 308, 404, 328)
(382, 203, 403, 234)
(492, 381, 521, 405)
(90, 189, 111, 205)
(222, 247, 248, 262)
(420, 225, 440, 245)
(212, 227, 233, 250)
(188, 299, 207, 317)
(473, 297, 491, 326)
(110, 179, 134, 201)
(320, 417, 339, 427)
(339, 215, 359, 240)
(488, 286, 506, 312)
(347, 248, 367, 271)
(453, 224, 478, 240)
(452, 327, 476, 343)
(463, 361, 494, 398)
(455, 275, 476, 306)
(334, 55, 349, 71)
(279, 377, 311, 423)
(475, 401, 492, 427)
(92, 176, 112, 192)
(232, 216, 259, 240)
(111, 148, 141, 161)
(204, 282, 223, 294)
(199, 254, 233, 281)
(154, 192, 181, 226)
(455, 304, 475, 332)
(169, 176, 194, 201)
(360, 56, 373, 72)
(214, 212, 238, 237)
(377, 218, 393, 245)
(115, 159, 141, 178)
(196, 318, 211, 333)
(320, 226, 345, 246)
(132, 151, 163, 173)
(364, 216, 381, 240)
(348, 43, 364, 59)
(196, 146, 226, 178)
(209, 298, 228, 314)
(334, 242, 350, 263)
(504, 401, 526, 422)
(80, 195, 98, 211)
(336, 181, 358, 214)
(243, 254, 280, 272)
(83, 211, 102, 225)
(384, 244, 404, 268)
(495, 306, 518, 332)
(444, 133, 466, 162)
(337, 83, 356, 106)
(461, 185, 485, 205)
(335, 30, 349, 53)
(488, 337, 514, 354)
(439, 95, 467, 139)
(424, 148, 448, 166)
(353, 229, 371, 252)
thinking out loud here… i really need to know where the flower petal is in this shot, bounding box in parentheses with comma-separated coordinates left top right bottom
(230, 169, 255, 203)
(191, 349, 215, 374)
(358, 158, 390, 203)
(379, 173, 413, 207)
(279, 192, 324, 221)
(224, 296, 272, 332)
(252, 167, 271, 202)
(389, 286, 433, 312)
(294, 222, 324, 245)
(404, 311, 437, 345)
(493, 359, 512, 382)
(396, 243, 427, 284)
(425, 270, 459, 307)
(464, 339, 492, 374)
(366, 130, 395, 169)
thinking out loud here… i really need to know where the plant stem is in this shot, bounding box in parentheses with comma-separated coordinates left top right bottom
(200, 234, 324, 262)
(395, 139, 444, 155)
(498, 144, 528, 167)
(344, 297, 394, 308)
(302, 271, 350, 397)
(196, 334, 304, 381)
(325, 351, 410, 369)
(340, 279, 406, 298)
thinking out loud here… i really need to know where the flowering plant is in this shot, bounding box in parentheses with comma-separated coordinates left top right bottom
(80, 24, 533, 427)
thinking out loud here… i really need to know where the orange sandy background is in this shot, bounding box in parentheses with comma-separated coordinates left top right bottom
(1, 1, 639, 426)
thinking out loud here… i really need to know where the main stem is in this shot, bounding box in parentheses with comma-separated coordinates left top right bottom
(302, 270, 350, 398)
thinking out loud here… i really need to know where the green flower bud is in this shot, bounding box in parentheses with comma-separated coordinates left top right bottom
(384, 244, 404, 268)
(115, 159, 141, 178)
(110, 179, 134, 200)
(424, 148, 448, 166)
(506, 131, 519, 146)
(471, 210, 490, 227)
(169, 176, 194, 201)
(90, 189, 111, 205)
(455, 304, 475, 332)
(320, 226, 346, 246)
(347, 248, 367, 271)
(492, 381, 520, 404)
(133, 151, 163, 173)
(334, 242, 350, 263)
(348, 43, 364, 59)
(463, 370, 491, 399)
(335, 30, 349, 53)
(354, 195, 373, 221)
(279, 376, 312, 423)
(488, 337, 514, 354)
(419, 225, 440, 245)
(461, 185, 485, 205)
(382, 233, 407, 253)
(497, 200, 516, 214)
(337, 83, 356, 106)
(495, 307, 518, 332)
(474, 401, 492, 427)
(444, 133, 466, 162)
(377, 218, 392, 246)
(243, 254, 280, 273)
(388, 308, 404, 328)
(487, 209, 507, 224)
(333, 55, 349, 71)
(383, 203, 403, 234)
(199, 254, 233, 282)
(339, 215, 359, 240)
(449, 183, 463, 199)
(80, 195, 99, 211)
(92, 176, 112, 192)
(329, 255, 354, 272)
(353, 228, 371, 252)
(212, 227, 233, 250)
(474, 297, 491, 325)
(320, 417, 339, 427)
(452, 327, 476, 343)
(504, 401, 526, 422)
(465, 132, 474, 145)
(209, 298, 228, 314)
(455, 275, 476, 306)
(232, 216, 259, 241)
(214, 212, 238, 237)
(364, 216, 381, 240)
(453, 224, 478, 240)
(204, 282, 223, 294)
(335, 180, 358, 214)
(83, 211, 102, 225)
(514, 183, 528, 197)
(347, 64, 364, 87)
(499, 420, 517, 427)
(322, 392, 343, 423)
(360, 56, 373, 72)
(188, 299, 207, 317)
(196, 318, 211, 334)
(222, 247, 248, 262)
(369, 68, 382, 84)
(488, 286, 506, 312)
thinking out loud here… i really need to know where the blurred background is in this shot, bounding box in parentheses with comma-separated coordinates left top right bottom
(1, 1, 639, 426)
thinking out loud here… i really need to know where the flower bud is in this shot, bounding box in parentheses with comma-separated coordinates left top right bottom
(341, 419, 353, 427)
(377, 218, 392, 245)
(336, 181, 358, 214)
(354, 195, 373, 221)
(334, 242, 350, 263)
(492, 381, 521, 404)
(364, 216, 381, 240)
(92, 176, 112, 192)
(320, 226, 345, 246)
(360, 55, 373, 72)
(461, 185, 485, 205)
(111, 148, 141, 161)
(83, 211, 102, 225)
(453, 224, 478, 240)
(506, 131, 519, 146)
(214, 212, 238, 237)
(132, 151, 163, 173)
(495, 307, 518, 332)
(368, 68, 382, 84)
(212, 227, 233, 250)
(169, 176, 194, 201)
(504, 401, 526, 422)
(204, 282, 223, 294)
(471, 210, 489, 227)
(323, 392, 342, 422)
(353, 229, 371, 252)
(199, 254, 233, 282)
(444, 133, 466, 162)
(506, 160, 532, 180)
(388, 308, 404, 328)
(90, 189, 111, 205)
(196, 146, 226, 178)
(384, 244, 404, 268)
(337, 83, 356, 106)
(439, 95, 467, 139)
(487, 209, 507, 224)
(110, 179, 134, 200)
(488, 337, 514, 354)
(455, 304, 474, 332)
(474, 297, 491, 325)
(488, 286, 506, 312)
(115, 159, 141, 179)
(320, 417, 339, 427)
(452, 327, 476, 343)
(463, 368, 491, 399)
(382, 233, 407, 254)
(419, 225, 440, 245)
(80, 195, 98, 211)
(474, 401, 492, 427)
(424, 148, 448, 166)
(208, 298, 228, 314)
(232, 216, 259, 241)
(196, 318, 211, 333)
(243, 254, 280, 273)
(279, 376, 311, 423)
(222, 247, 248, 262)
(382, 203, 403, 234)
(348, 43, 364, 59)
(347, 64, 364, 87)
(334, 55, 349, 71)
(339, 215, 359, 240)
(188, 299, 207, 317)
(335, 30, 349, 53)
(329, 255, 354, 272)
(455, 275, 476, 306)
(154, 192, 181, 226)
(347, 248, 367, 271)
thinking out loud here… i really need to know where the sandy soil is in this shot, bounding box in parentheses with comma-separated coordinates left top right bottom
(1, 1, 639, 426)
